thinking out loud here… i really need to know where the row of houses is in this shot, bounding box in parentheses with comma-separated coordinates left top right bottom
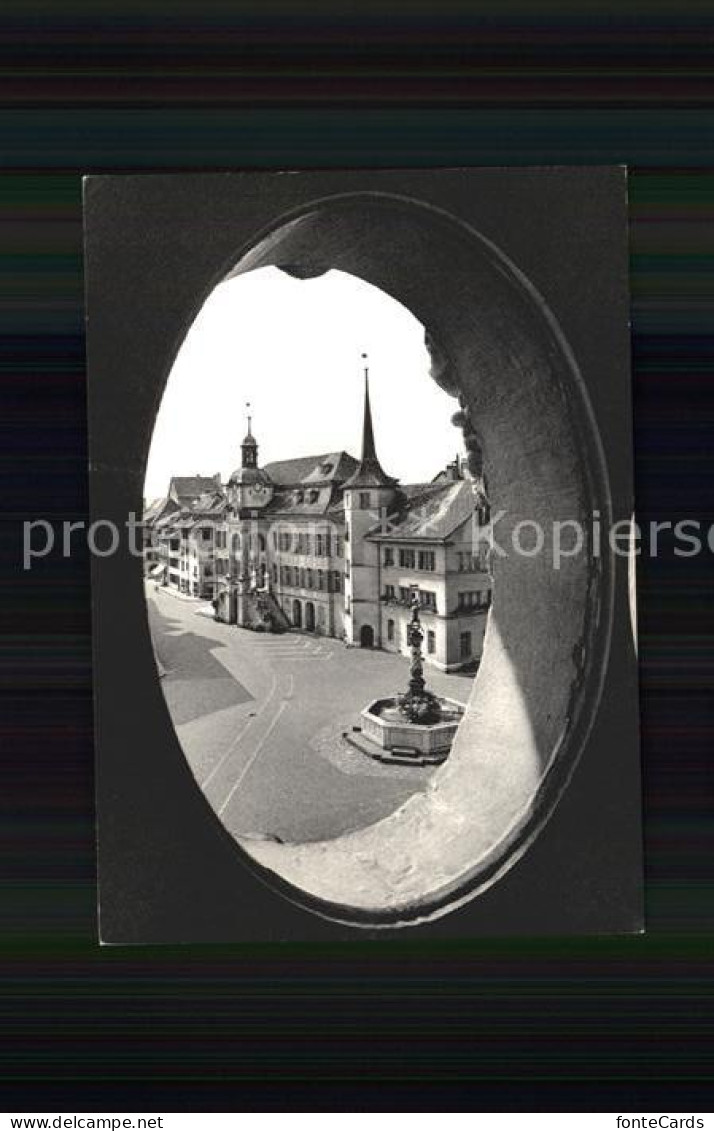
(143, 378, 492, 671)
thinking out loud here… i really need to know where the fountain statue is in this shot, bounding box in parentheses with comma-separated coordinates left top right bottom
(356, 594, 466, 765)
(396, 595, 444, 725)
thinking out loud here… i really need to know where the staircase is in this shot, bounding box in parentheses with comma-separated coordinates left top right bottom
(242, 588, 291, 634)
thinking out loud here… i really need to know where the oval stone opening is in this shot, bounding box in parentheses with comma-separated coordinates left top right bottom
(145, 193, 612, 928)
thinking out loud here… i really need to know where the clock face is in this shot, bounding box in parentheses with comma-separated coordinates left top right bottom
(252, 482, 266, 496)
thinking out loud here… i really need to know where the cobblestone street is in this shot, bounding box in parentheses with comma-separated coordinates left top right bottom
(147, 584, 475, 844)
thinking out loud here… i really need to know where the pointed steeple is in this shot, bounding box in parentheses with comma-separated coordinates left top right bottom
(361, 363, 377, 463)
(345, 354, 397, 488)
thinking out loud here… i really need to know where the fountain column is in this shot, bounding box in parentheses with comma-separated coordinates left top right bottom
(399, 595, 443, 725)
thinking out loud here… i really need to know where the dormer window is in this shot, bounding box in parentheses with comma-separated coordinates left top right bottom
(320, 462, 333, 475)
(308, 489, 319, 503)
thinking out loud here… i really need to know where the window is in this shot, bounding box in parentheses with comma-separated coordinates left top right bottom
(399, 586, 411, 604)
(384, 548, 394, 566)
(387, 619, 395, 642)
(457, 551, 483, 572)
(306, 569, 313, 589)
(418, 550, 435, 571)
(272, 563, 278, 583)
(305, 535, 312, 555)
(359, 491, 371, 509)
(308, 489, 319, 503)
(258, 533, 266, 552)
(460, 631, 472, 659)
(316, 534, 324, 556)
(325, 532, 332, 556)
(399, 548, 416, 569)
(384, 584, 396, 601)
(419, 590, 437, 612)
(317, 569, 324, 590)
(458, 590, 489, 611)
(333, 571, 341, 593)
(427, 630, 436, 655)
(299, 568, 306, 588)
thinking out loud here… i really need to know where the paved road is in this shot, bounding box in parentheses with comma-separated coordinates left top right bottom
(147, 584, 475, 844)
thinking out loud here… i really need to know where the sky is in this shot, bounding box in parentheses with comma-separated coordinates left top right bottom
(144, 267, 466, 501)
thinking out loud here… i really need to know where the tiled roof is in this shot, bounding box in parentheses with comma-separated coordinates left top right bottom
(193, 490, 226, 514)
(170, 476, 221, 503)
(367, 480, 484, 542)
(263, 451, 358, 486)
(265, 485, 336, 518)
(153, 511, 182, 532)
(301, 451, 360, 484)
(142, 497, 176, 525)
(142, 497, 165, 522)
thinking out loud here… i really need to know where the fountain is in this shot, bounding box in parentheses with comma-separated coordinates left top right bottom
(358, 595, 466, 765)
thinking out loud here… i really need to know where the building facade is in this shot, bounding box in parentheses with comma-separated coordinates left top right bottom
(145, 380, 492, 670)
(147, 476, 226, 598)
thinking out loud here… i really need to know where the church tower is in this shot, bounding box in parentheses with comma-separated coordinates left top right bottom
(343, 355, 398, 647)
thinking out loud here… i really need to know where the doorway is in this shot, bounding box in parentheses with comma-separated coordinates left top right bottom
(360, 624, 374, 648)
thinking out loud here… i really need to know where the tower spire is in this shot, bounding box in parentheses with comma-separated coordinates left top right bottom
(241, 400, 258, 468)
(360, 353, 378, 463)
(344, 353, 397, 488)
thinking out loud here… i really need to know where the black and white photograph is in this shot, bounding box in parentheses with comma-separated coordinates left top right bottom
(85, 167, 643, 939)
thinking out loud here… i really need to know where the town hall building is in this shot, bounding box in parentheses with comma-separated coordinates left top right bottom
(147, 373, 492, 672)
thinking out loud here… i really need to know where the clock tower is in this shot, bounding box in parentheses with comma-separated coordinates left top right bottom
(226, 407, 273, 627)
(227, 406, 273, 516)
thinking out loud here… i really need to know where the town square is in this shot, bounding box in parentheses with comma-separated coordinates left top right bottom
(147, 582, 477, 843)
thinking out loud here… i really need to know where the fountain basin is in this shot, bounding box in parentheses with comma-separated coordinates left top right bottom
(359, 696, 466, 764)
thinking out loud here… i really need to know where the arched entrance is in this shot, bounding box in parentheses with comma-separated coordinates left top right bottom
(360, 624, 374, 648)
(292, 599, 302, 628)
(305, 601, 315, 632)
